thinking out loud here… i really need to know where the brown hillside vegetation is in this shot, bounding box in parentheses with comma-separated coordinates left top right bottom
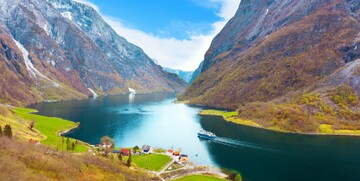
(0, 136, 154, 181)
(182, 0, 360, 110)
(238, 85, 360, 133)
(181, 0, 360, 133)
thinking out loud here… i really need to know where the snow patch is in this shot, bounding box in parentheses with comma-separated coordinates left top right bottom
(13, 38, 61, 87)
(14, 39, 43, 77)
(88, 88, 98, 97)
(128, 88, 136, 94)
(60, 11, 73, 21)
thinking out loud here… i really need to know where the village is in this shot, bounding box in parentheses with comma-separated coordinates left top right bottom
(87, 136, 229, 181)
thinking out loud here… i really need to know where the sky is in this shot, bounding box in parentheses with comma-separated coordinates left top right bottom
(74, 0, 241, 71)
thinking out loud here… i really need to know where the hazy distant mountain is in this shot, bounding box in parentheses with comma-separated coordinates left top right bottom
(188, 60, 203, 84)
(0, 0, 187, 105)
(163, 67, 193, 84)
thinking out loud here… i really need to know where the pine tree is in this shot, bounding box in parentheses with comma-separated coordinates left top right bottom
(66, 138, 70, 151)
(29, 120, 35, 130)
(127, 153, 132, 167)
(234, 174, 242, 181)
(118, 154, 123, 162)
(3, 124, 12, 138)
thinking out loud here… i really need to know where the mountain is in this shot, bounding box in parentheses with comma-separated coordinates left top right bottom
(181, 0, 360, 132)
(163, 67, 193, 83)
(0, 0, 187, 106)
(189, 60, 203, 84)
(182, 0, 360, 109)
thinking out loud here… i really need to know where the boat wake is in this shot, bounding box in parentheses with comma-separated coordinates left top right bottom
(212, 137, 282, 153)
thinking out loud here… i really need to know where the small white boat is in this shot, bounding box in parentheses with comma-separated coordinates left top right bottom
(197, 129, 216, 140)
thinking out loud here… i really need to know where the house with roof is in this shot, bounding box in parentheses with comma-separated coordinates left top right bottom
(142, 145, 151, 153)
(167, 149, 174, 156)
(179, 154, 189, 163)
(173, 151, 180, 156)
(120, 148, 130, 156)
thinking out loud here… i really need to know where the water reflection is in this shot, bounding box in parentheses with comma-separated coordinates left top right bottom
(29, 94, 360, 181)
(128, 93, 135, 104)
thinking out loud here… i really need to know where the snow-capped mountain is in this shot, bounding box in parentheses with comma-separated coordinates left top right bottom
(0, 0, 187, 105)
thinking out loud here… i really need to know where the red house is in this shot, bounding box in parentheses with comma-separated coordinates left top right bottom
(120, 148, 130, 156)
(173, 151, 180, 156)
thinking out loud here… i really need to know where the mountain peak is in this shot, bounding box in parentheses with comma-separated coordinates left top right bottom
(0, 0, 186, 105)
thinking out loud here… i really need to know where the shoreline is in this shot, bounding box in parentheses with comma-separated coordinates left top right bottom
(22, 108, 81, 137)
(58, 123, 80, 136)
(199, 110, 360, 137)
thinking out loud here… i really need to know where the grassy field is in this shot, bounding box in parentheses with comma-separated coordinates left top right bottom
(132, 153, 172, 171)
(199, 110, 263, 129)
(319, 124, 360, 135)
(201, 109, 360, 136)
(12, 107, 87, 152)
(173, 175, 228, 181)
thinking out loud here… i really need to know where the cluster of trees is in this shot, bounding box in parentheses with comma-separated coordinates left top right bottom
(61, 137, 76, 151)
(0, 124, 12, 138)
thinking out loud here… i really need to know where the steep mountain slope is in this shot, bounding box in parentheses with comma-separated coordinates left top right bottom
(182, 0, 360, 110)
(163, 67, 193, 83)
(189, 60, 203, 84)
(0, 0, 186, 106)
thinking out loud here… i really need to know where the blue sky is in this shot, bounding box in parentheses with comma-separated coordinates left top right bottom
(89, 0, 222, 39)
(75, 0, 241, 71)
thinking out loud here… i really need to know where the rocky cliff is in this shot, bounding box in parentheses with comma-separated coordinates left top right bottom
(0, 0, 187, 105)
(182, 0, 360, 110)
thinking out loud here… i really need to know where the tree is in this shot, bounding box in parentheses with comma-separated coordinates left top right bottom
(100, 135, 115, 155)
(118, 153, 123, 162)
(100, 135, 115, 148)
(66, 138, 70, 151)
(0, 125, 2, 136)
(3, 124, 12, 138)
(29, 120, 35, 130)
(133, 145, 139, 153)
(127, 152, 132, 167)
(72, 142, 75, 150)
(234, 174, 242, 181)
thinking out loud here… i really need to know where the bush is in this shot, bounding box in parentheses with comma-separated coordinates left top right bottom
(118, 154, 123, 162)
(3, 124, 12, 138)
(234, 174, 242, 181)
(127, 154, 132, 167)
(29, 120, 35, 130)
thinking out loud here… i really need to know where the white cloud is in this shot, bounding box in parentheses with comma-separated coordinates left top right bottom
(74, 0, 241, 71)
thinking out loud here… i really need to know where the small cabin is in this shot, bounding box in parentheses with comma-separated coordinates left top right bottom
(167, 149, 174, 155)
(113, 150, 120, 154)
(120, 148, 130, 156)
(102, 142, 112, 149)
(179, 156, 189, 163)
(173, 151, 180, 156)
(142, 145, 151, 153)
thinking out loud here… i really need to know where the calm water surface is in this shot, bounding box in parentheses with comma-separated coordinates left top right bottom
(30, 93, 360, 181)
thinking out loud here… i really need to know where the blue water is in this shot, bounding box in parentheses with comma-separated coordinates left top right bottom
(29, 93, 360, 181)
